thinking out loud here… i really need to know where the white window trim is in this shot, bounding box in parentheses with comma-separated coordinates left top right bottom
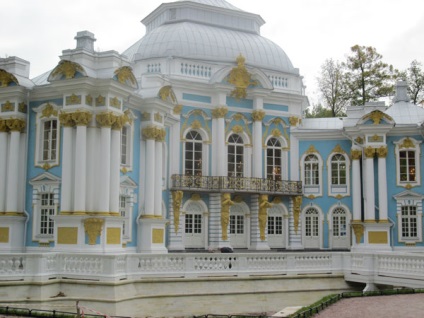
(300, 150, 323, 197)
(33, 103, 61, 169)
(120, 175, 137, 243)
(327, 203, 351, 249)
(394, 137, 422, 188)
(301, 204, 324, 249)
(120, 110, 136, 173)
(226, 131, 252, 178)
(327, 151, 350, 198)
(394, 190, 424, 244)
(264, 136, 289, 181)
(182, 128, 210, 177)
(29, 172, 61, 243)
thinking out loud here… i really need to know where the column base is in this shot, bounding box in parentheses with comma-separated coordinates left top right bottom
(0, 215, 26, 252)
(53, 215, 125, 253)
(137, 217, 168, 254)
(352, 221, 393, 252)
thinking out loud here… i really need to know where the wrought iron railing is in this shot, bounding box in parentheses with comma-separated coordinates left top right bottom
(171, 174, 303, 195)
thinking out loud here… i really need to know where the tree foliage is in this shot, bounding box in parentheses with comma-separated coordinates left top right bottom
(398, 60, 424, 105)
(343, 45, 395, 106)
(317, 59, 349, 117)
(305, 103, 342, 118)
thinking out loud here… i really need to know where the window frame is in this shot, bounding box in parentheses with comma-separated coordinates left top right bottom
(227, 133, 245, 177)
(301, 150, 323, 197)
(182, 128, 209, 177)
(327, 150, 350, 197)
(120, 111, 135, 172)
(394, 190, 424, 244)
(394, 137, 421, 188)
(33, 103, 61, 168)
(265, 136, 288, 181)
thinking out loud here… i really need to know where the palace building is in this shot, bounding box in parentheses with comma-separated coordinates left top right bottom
(1, 0, 424, 260)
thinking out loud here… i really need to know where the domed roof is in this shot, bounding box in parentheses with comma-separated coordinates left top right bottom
(123, 0, 296, 74)
(123, 22, 295, 73)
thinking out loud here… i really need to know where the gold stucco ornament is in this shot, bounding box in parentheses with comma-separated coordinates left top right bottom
(352, 223, 364, 244)
(228, 54, 257, 100)
(221, 193, 234, 241)
(0, 69, 19, 87)
(84, 218, 104, 245)
(172, 191, 183, 234)
(258, 194, 272, 241)
(50, 60, 84, 79)
(114, 66, 137, 86)
(293, 196, 302, 234)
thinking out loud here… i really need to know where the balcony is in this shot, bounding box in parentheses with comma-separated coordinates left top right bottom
(171, 174, 303, 195)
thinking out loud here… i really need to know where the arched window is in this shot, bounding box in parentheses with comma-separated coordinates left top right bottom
(331, 154, 346, 185)
(332, 207, 347, 237)
(304, 155, 319, 185)
(395, 137, 422, 187)
(42, 119, 58, 161)
(305, 207, 319, 238)
(228, 134, 244, 177)
(185, 131, 203, 176)
(266, 138, 282, 181)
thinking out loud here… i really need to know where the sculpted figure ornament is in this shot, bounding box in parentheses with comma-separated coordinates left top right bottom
(221, 193, 234, 241)
(258, 194, 272, 241)
(172, 191, 184, 234)
(228, 54, 257, 100)
(293, 196, 302, 234)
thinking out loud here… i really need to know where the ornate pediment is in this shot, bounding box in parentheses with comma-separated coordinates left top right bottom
(393, 190, 424, 201)
(358, 110, 394, 126)
(114, 66, 138, 89)
(48, 60, 86, 81)
(29, 172, 61, 185)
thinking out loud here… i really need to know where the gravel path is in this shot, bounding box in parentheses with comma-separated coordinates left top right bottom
(314, 294, 424, 318)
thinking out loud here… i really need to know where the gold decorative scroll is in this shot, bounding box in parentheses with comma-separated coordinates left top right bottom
(364, 146, 375, 158)
(211, 106, 228, 119)
(114, 66, 137, 86)
(352, 223, 364, 244)
(351, 149, 362, 160)
(84, 218, 104, 245)
(0, 69, 19, 87)
(251, 110, 265, 122)
(96, 112, 117, 128)
(376, 146, 388, 158)
(50, 60, 84, 79)
(5, 119, 25, 132)
(227, 54, 257, 100)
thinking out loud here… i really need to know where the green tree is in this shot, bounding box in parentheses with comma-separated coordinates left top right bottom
(343, 45, 395, 106)
(398, 60, 424, 104)
(305, 103, 338, 118)
(317, 58, 349, 117)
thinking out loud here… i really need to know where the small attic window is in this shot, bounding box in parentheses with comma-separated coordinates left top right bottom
(169, 8, 176, 20)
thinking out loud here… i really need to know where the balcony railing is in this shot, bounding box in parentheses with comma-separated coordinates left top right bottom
(171, 174, 303, 195)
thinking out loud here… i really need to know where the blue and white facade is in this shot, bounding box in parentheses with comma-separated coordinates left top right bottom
(1, 0, 424, 255)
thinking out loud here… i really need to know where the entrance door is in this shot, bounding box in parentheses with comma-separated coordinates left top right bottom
(331, 207, 349, 249)
(268, 213, 285, 248)
(184, 202, 205, 248)
(303, 207, 320, 249)
(230, 205, 247, 248)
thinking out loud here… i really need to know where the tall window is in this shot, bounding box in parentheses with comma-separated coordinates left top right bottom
(120, 196, 127, 236)
(305, 208, 319, 237)
(331, 154, 346, 185)
(399, 150, 416, 182)
(304, 155, 319, 185)
(121, 126, 129, 165)
(42, 119, 58, 161)
(185, 131, 203, 176)
(230, 215, 244, 234)
(267, 138, 282, 180)
(401, 206, 417, 239)
(228, 134, 244, 177)
(185, 214, 202, 234)
(40, 193, 55, 235)
(268, 215, 283, 235)
(332, 207, 347, 237)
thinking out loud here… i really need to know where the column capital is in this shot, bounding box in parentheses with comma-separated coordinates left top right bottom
(376, 146, 388, 158)
(59, 112, 75, 127)
(142, 125, 166, 142)
(71, 110, 92, 126)
(5, 118, 26, 132)
(289, 116, 300, 126)
(96, 112, 117, 128)
(252, 110, 266, 122)
(0, 119, 7, 132)
(364, 146, 375, 158)
(351, 149, 362, 160)
(212, 106, 228, 119)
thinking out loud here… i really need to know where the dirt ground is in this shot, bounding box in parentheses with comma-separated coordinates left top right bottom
(314, 294, 424, 318)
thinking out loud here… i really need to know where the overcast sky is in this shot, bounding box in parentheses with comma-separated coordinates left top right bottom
(3, 0, 424, 102)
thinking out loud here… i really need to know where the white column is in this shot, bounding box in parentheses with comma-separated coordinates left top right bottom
(5, 119, 24, 212)
(377, 147, 388, 221)
(252, 110, 264, 178)
(212, 107, 228, 176)
(154, 134, 164, 217)
(73, 112, 91, 213)
(110, 127, 121, 214)
(59, 116, 74, 213)
(143, 128, 156, 216)
(364, 147, 375, 221)
(99, 126, 111, 213)
(351, 149, 362, 221)
(0, 127, 8, 212)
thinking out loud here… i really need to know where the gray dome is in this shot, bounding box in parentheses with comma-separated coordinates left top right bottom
(178, 0, 242, 11)
(123, 22, 295, 73)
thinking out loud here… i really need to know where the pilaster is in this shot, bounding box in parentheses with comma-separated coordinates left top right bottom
(252, 110, 265, 178)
